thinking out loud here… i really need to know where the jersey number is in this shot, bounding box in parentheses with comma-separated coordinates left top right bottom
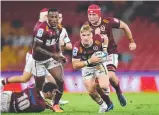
(46, 39, 56, 46)
(17, 93, 30, 110)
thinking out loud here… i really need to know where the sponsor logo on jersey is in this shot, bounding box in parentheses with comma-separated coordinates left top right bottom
(73, 47, 78, 56)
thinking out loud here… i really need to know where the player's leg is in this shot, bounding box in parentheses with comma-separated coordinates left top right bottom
(46, 59, 64, 112)
(107, 54, 127, 106)
(83, 77, 107, 113)
(45, 72, 69, 106)
(0, 91, 12, 113)
(82, 67, 107, 113)
(96, 83, 114, 111)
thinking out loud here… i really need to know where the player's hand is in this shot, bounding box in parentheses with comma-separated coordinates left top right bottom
(53, 53, 67, 64)
(58, 55, 67, 64)
(101, 34, 108, 40)
(129, 42, 136, 51)
(89, 55, 102, 64)
(0, 78, 5, 89)
(95, 27, 101, 35)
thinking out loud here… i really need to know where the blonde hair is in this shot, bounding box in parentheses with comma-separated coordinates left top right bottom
(80, 23, 93, 33)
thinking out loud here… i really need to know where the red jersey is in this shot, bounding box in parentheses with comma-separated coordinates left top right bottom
(88, 17, 120, 54)
(32, 21, 62, 61)
(72, 35, 103, 67)
(28, 21, 42, 54)
(10, 86, 45, 113)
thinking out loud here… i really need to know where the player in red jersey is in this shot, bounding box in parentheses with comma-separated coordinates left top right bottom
(72, 24, 110, 113)
(87, 4, 137, 107)
(32, 8, 66, 112)
(1, 82, 58, 113)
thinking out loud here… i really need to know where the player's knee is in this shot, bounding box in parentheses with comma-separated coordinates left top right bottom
(108, 71, 116, 78)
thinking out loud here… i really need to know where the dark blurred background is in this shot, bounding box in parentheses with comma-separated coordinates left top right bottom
(1, 1, 159, 71)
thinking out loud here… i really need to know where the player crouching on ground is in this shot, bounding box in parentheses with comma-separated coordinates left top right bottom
(0, 82, 58, 113)
(72, 24, 110, 113)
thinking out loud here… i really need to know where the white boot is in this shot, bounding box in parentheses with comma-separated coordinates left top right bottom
(59, 100, 69, 105)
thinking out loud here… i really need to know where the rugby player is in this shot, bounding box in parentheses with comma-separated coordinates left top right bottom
(1, 82, 58, 113)
(72, 24, 110, 113)
(87, 4, 137, 106)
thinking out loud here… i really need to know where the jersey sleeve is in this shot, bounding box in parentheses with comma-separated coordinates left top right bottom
(72, 42, 81, 59)
(60, 28, 71, 43)
(107, 17, 120, 28)
(33, 24, 46, 44)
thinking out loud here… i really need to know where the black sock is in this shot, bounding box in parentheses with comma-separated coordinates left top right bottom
(110, 80, 122, 95)
(54, 80, 64, 105)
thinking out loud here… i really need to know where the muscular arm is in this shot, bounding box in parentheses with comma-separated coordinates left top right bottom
(72, 58, 88, 69)
(33, 39, 61, 60)
(119, 20, 134, 42)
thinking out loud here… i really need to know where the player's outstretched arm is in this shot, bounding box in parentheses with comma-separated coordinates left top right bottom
(119, 20, 137, 51)
(1, 72, 32, 87)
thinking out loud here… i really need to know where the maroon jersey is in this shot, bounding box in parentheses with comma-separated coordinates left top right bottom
(88, 17, 120, 54)
(72, 35, 103, 67)
(32, 21, 62, 61)
(10, 86, 45, 113)
(28, 21, 42, 54)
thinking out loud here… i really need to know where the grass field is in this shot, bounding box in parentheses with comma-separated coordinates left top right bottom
(2, 93, 159, 115)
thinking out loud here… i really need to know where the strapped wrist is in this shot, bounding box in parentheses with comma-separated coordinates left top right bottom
(129, 38, 134, 43)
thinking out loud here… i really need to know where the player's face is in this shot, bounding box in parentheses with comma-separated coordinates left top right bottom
(48, 11, 59, 27)
(58, 13, 63, 24)
(88, 13, 99, 24)
(46, 90, 56, 100)
(80, 31, 93, 46)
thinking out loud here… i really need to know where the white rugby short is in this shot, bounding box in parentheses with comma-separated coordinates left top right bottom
(0, 91, 12, 112)
(32, 58, 61, 77)
(82, 64, 108, 80)
(24, 52, 52, 77)
(104, 54, 118, 71)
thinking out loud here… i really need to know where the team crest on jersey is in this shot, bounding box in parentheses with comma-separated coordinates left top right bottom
(103, 19, 109, 23)
(100, 25, 105, 32)
(93, 45, 98, 51)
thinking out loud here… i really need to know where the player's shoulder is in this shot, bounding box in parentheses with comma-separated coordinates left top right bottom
(102, 17, 120, 23)
(58, 24, 63, 31)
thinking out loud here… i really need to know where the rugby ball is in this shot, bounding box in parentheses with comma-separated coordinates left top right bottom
(92, 51, 108, 63)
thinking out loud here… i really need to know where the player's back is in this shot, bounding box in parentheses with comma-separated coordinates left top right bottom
(10, 86, 45, 112)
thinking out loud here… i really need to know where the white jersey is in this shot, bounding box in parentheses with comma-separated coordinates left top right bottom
(59, 27, 70, 43)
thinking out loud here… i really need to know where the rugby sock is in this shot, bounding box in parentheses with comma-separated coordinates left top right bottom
(111, 81, 122, 95)
(101, 94, 112, 106)
(97, 87, 112, 106)
(97, 99, 107, 108)
(54, 80, 64, 105)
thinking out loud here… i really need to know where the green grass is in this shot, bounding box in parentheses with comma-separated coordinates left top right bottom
(2, 93, 159, 115)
